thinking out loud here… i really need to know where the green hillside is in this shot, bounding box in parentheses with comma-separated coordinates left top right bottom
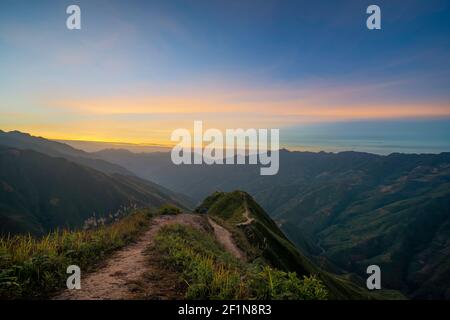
(152, 223, 328, 300)
(197, 191, 403, 300)
(0, 146, 187, 235)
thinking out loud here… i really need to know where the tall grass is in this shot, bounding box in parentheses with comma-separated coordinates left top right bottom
(0, 209, 152, 299)
(153, 224, 328, 300)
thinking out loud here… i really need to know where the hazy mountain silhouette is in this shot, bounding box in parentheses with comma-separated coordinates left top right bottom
(0, 130, 133, 176)
(0, 146, 188, 235)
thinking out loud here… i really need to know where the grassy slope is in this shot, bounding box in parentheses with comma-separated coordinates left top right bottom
(153, 223, 328, 300)
(198, 191, 404, 300)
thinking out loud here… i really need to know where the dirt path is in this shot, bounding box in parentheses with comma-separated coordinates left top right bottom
(208, 218, 246, 260)
(54, 214, 207, 300)
(236, 203, 255, 227)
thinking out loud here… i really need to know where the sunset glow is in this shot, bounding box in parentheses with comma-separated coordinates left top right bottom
(1, 0, 449, 148)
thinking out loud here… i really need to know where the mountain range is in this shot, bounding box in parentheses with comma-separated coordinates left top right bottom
(0, 130, 394, 300)
(0, 130, 448, 299)
(0, 131, 190, 235)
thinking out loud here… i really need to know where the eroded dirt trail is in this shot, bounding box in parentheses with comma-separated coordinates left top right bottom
(208, 218, 246, 260)
(54, 214, 207, 300)
(236, 206, 255, 227)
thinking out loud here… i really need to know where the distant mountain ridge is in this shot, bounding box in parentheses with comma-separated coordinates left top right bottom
(0, 132, 191, 235)
(0, 130, 133, 176)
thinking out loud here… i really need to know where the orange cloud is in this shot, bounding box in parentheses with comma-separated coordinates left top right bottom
(4, 78, 449, 145)
(47, 94, 450, 120)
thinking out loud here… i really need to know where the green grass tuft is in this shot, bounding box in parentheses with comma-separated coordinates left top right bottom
(157, 204, 183, 216)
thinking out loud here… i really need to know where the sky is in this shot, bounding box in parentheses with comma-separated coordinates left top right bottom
(0, 0, 450, 149)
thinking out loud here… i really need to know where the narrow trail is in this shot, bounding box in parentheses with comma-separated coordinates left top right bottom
(54, 213, 245, 300)
(236, 202, 255, 227)
(208, 218, 246, 260)
(54, 214, 206, 300)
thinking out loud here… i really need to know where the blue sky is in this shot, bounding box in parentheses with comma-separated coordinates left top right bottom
(0, 0, 449, 147)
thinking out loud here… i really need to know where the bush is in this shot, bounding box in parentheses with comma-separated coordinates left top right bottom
(158, 204, 182, 215)
(251, 266, 328, 300)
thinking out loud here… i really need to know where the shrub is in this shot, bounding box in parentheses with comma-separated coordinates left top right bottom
(158, 204, 182, 215)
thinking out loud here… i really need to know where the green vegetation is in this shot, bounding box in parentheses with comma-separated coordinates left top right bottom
(153, 224, 328, 300)
(158, 204, 182, 215)
(0, 209, 152, 299)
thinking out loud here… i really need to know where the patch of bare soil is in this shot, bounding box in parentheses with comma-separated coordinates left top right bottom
(208, 218, 246, 260)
